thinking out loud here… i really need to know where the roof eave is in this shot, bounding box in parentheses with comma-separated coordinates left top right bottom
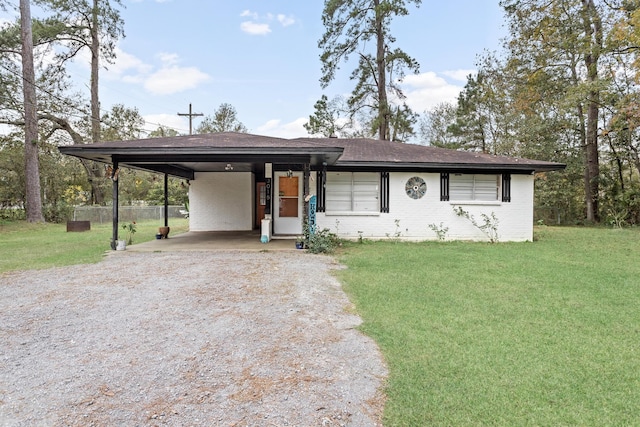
(333, 161, 566, 173)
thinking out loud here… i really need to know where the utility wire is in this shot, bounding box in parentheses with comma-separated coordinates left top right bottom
(0, 61, 189, 136)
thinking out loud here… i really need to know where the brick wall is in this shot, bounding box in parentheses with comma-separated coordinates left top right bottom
(189, 172, 253, 231)
(189, 171, 535, 241)
(315, 172, 534, 242)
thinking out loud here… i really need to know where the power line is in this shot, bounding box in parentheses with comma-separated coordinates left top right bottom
(1, 62, 190, 137)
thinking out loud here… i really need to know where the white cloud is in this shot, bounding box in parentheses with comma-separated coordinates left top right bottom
(156, 52, 180, 66)
(101, 47, 211, 95)
(257, 118, 308, 139)
(277, 14, 295, 27)
(240, 10, 259, 20)
(143, 114, 189, 135)
(104, 47, 153, 80)
(442, 69, 476, 82)
(240, 21, 271, 36)
(401, 71, 468, 112)
(239, 10, 295, 35)
(144, 66, 210, 95)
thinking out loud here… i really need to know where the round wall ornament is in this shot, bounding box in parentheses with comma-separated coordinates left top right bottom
(405, 176, 426, 199)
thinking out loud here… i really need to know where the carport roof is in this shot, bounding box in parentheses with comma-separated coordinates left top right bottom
(58, 132, 566, 179)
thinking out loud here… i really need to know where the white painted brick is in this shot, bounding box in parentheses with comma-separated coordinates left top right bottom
(315, 172, 534, 242)
(189, 172, 253, 231)
(189, 171, 535, 241)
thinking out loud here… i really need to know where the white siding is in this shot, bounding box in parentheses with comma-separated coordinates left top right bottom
(315, 172, 534, 242)
(189, 172, 253, 231)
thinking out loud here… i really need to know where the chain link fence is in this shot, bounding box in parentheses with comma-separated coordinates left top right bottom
(73, 206, 186, 224)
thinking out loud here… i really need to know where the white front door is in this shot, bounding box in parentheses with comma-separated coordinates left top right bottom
(274, 172, 303, 235)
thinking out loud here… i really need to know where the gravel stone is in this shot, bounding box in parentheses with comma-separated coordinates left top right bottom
(0, 251, 387, 426)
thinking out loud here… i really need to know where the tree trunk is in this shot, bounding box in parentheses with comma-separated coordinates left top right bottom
(89, 0, 105, 204)
(374, 0, 389, 141)
(581, 0, 602, 223)
(20, 0, 44, 222)
(91, 0, 100, 145)
(584, 96, 600, 222)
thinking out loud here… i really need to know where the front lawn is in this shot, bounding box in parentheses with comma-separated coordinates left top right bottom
(0, 218, 189, 273)
(337, 227, 640, 426)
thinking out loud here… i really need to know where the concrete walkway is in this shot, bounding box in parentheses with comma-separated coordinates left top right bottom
(126, 230, 300, 252)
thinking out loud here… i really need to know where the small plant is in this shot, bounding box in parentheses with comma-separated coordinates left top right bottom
(121, 221, 137, 245)
(607, 208, 627, 229)
(307, 228, 340, 254)
(386, 219, 402, 241)
(454, 206, 500, 243)
(428, 222, 449, 241)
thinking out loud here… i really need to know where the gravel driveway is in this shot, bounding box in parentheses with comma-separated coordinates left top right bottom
(0, 251, 387, 426)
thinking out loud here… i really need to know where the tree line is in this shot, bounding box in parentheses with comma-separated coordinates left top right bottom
(3, 0, 640, 226)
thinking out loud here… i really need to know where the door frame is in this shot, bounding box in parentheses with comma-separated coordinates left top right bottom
(273, 171, 303, 235)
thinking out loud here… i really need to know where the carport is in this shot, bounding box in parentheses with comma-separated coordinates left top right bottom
(59, 132, 343, 250)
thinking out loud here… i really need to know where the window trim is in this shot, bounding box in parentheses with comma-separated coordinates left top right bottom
(440, 173, 511, 203)
(321, 171, 388, 214)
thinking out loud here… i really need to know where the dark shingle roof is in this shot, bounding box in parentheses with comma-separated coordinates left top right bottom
(293, 137, 564, 172)
(59, 132, 565, 173)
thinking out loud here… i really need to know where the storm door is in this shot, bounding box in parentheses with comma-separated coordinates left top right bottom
(274, 172, 303, 235)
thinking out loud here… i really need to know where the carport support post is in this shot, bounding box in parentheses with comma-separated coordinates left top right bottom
(164, 173, 169, 227)
(111, 159, 119, 250)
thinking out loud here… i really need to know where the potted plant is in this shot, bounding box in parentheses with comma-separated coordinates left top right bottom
(121, 221, 137, 245)
(295, 236, 304, 249)
(158, 226, 170, 239)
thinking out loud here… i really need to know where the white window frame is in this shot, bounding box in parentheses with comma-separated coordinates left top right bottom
(325, 172, 380, 213)
(449, 173, 500, 202)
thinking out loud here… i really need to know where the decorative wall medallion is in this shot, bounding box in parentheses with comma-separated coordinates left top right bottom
(405, 176, 426, 199)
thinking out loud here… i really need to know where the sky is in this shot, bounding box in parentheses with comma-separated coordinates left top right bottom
(9, 0, 508, 139)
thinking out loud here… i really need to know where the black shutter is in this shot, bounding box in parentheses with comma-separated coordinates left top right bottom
(380, 172, 390, 213)
(440, 173, 449, 201)
(502, 173, 511, 202)
(316, 170, 326, 212)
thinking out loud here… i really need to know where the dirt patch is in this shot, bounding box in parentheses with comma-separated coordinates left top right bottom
(0, 251, 387, 426)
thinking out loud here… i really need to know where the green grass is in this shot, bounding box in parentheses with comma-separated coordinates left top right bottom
(337, 227, 640, 426)
(0, 218, 189, 273)
(2, 223, 638, 424)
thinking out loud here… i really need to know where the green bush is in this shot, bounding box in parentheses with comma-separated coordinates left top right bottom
(307, 228, 340, 254)
(0, 208, 26, 222)
(43, 202, 74, 223)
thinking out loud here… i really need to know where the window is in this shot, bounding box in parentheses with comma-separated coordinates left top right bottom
(440, 173, 510, 202)
(326, 172, 380, 212)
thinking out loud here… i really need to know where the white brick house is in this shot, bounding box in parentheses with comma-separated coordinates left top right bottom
(60, 132, 565, 246)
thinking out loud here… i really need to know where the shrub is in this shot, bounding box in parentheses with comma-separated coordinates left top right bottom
(43, 202, 74, 223)
(307, 228, 340, 254)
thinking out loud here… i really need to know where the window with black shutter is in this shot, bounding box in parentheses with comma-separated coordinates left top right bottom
(316, 170, 326, 212)
(440, 173, 450, 201)
(502, 173, 511, 203)
(380, 172, 390, 213)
